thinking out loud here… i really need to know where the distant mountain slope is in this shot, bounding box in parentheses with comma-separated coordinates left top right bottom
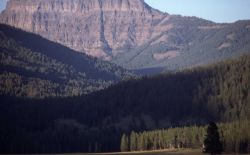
(1, 55, 249, 153)
(0, 24, 134, 97)
(1, 0, 250, 73)
(114, 20, 250, 71)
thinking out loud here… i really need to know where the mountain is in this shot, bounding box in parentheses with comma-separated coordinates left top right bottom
(115, 20, 250, 72)
(1, 55, 250, 153)
(0, 0, 165, 60)
(1, 0, 250, 73)
(0, 24, 134, 98)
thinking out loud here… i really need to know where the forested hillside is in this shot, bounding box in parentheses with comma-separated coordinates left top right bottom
(0, 24, 134, 97)
(0, 55, 249, 153)
(88, 55, 250, 126)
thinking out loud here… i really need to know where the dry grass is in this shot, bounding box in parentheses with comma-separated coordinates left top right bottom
(7, 149, 249, 155)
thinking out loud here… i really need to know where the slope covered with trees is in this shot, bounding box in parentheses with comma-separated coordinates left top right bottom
(0, 24, 134, 97)
(0, 55, 250, 153)
(87, 54, 250, 126)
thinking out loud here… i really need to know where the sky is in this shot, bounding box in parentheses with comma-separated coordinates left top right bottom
(145, 0, 250, 23)
(0, 0, 250, 23)
(0, 0, 7, 11)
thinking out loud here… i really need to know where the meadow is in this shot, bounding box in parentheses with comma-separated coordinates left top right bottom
(10, 149, 249, 155)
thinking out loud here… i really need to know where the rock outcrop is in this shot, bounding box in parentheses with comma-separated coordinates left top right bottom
(1, 0, 250, 72)
(0, 0, 169, 60)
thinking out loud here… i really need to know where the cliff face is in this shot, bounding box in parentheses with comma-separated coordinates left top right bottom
(1, 0, 249, 72)
(0, 0, 168, 60)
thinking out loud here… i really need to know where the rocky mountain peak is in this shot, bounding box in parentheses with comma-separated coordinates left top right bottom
(1, 0, 249, 74)
(0, 0, 166, 60)
(5, 0, 150, 13)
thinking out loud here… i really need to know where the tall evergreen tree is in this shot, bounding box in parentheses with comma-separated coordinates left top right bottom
(120, 134, 129, 152)
(138, 133, 146, 150)
(203, 122, 223, 155)
(130, 131, 138, 151)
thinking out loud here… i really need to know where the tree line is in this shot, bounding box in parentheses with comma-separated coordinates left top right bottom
(121, 120, 250, 154)
(0, 55, 250, 153)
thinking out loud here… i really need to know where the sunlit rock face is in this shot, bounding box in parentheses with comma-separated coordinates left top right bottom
(2, 0, 247, 72)
(0, 0, 169, 60)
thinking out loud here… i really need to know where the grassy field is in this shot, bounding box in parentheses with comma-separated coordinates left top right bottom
(10, 149, 249, 155)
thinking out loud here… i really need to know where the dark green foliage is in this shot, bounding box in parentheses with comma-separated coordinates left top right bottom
(130, 131, 138, 151)
(120, 134, 129, 152)
(203, 122, 223, 155)
(122, 120, 250, 154)
(88, 55, 250, 129)
(0, 24, 134, 97)
(126, 125, 206, 151)
(0, 55, 250, 153)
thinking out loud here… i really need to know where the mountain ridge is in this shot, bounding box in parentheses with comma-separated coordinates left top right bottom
(0, 24, 134, 97)
(0, 0, 250, 73)
(0, 0, 165, 60)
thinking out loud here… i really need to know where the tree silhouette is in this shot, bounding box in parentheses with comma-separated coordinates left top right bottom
(203, 122, 223, 155)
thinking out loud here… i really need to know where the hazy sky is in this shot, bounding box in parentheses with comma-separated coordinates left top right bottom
(145, 0, 250, 23)
(0, 0, 7, 12)
(0, 0, 250, 23)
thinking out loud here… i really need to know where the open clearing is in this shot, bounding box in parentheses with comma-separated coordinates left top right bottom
(7, 149, 250, 155)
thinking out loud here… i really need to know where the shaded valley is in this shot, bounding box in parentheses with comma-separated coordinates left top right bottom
(1, 55, 249, 153)
(0, 0, 250, 154)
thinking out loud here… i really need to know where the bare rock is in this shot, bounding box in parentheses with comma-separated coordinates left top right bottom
(0, 0, 168, 60)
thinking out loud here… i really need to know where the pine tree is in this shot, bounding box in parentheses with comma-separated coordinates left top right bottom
(120, 134, 129, 152)
(138, 133, 146, 151)
(130, 131, 138, 151)
(203, 122, 223, 155)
